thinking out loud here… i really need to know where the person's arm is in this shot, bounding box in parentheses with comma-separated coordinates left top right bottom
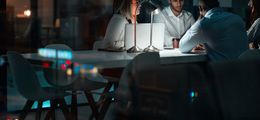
(103, 15, 127, 49)
(179, 20, 205, 52)
(247, 18, 260, 49)
(248, 18, 260, 43)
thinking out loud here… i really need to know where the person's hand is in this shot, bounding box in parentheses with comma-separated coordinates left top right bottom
(198, 6, 204, 19)
(192, 44, 205, 52)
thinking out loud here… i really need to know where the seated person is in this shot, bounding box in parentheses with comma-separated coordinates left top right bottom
(247, 0, 260, 49)
(103, 0, 141, 50)
(179, 0, 248, 61)
(154, 0, 195, 48)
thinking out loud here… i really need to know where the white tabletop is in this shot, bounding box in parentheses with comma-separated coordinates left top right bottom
(23, 49, 207, 69)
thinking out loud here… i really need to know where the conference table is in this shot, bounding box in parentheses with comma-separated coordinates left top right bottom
(22, 49, 207, 69)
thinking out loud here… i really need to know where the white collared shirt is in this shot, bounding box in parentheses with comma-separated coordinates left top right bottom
(154, 6, 195, 47)
(103, 14, 129, 49)
(179, 8, 248, 61)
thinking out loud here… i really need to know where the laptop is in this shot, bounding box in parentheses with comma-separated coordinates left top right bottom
(125, 23, 165, 50)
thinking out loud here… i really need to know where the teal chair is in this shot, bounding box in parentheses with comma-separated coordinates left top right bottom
(44, 44, 108, 119)
(7, 51, 71, 120)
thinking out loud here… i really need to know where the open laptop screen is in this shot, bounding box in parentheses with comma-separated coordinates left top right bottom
(125, 23, 165, 50)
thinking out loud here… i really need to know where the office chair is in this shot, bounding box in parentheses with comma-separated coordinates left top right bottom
(44, 44, 108, 119)
(7, 51, 71, 120)
(116, 52, 219, 120)
(208, 59, 260, 120)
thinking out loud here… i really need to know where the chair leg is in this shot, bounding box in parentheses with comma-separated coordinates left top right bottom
(44, 110, 51, 120)
(36, 100, 43, 120)
(71, 91, 78, 120)
(84, 91, 99, 120)
(90, 82, 114, 120)
(98, 97, 112, 120)
(57, 98, 72, 120)
(98, 82, 113, 104)
(50, 99, 57, 120)
(19, 100, 34, 120)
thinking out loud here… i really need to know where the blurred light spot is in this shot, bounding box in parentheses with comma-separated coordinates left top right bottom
(190, 91, 198, 98)
(38, 48, 73, 60)
(82, 64, 94, 70)
(42, 62, 50, 68)
(90, 67, 98, 74)
(42, 100, 50, 108)
(67, 68, 73, 76)
(65, 60, 72, 65)
(24, 9, 31, 17)
(74, 62, 79, 66)
(61, 64, 67, 71)
(6, 116, 12, 120)
(74, 66, 80, 75)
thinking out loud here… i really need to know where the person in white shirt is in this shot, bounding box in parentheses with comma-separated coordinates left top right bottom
(179, 0, 248, 61)
(247, 0, 260, 49)
(103, 0, 141, 50)
(154, 0, 195, 48)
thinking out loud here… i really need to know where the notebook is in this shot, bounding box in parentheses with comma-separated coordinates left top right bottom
(125, 23, 165, 50)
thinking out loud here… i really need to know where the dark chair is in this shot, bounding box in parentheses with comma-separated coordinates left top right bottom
(116, 52, 219, 120)
(7, 51, 71, 120)
(43, 44, 108, 120)
(208, 59, 260, 120)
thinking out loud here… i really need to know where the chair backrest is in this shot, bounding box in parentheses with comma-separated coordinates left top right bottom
(117, 52, 218, 119)
(45, 44, 72, 51)
(44, 44, 73, 87)
(208, 59, 260, 119)
(239, 49, 260, 60)
(7, 51, 44, 100)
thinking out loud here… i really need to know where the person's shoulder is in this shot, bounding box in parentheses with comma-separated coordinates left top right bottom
(162, 6, 171, 15)
(111, 14, 125, 20)
(255, 18, 260, 23)
(110, 14, 128, 23)
(182, 10, 193, 17)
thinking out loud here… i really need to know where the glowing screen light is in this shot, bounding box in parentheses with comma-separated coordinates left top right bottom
(38, 48, 73, 60)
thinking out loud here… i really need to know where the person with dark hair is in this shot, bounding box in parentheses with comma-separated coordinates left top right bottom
(102, 0, 141, 50)
(154, 0, 195, 48)
(247, 0, 260, 49)
(179, 0, 248, 61)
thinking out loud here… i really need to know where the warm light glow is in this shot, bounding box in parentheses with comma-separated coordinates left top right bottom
(89, 67, 98, 74)
(66, 68, 73, 76)
(24, 9, 31, 17)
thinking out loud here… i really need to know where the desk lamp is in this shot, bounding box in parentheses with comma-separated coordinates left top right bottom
(144, 8, 160, 52)
(127, 0, 144, 53)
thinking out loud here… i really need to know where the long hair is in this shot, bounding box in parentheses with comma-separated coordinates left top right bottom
(249, 0, 260, 26)
(113, 0, 132, 19)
